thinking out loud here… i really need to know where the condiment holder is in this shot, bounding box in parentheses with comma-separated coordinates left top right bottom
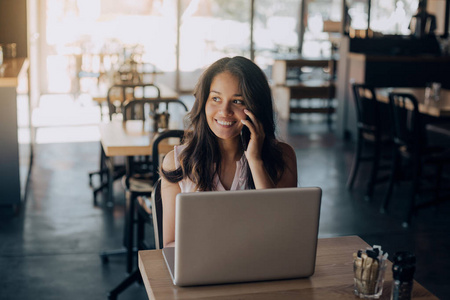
(353, 245, 388, 299)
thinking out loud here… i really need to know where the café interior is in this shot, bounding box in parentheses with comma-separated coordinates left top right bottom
(1, 0, 450, 299)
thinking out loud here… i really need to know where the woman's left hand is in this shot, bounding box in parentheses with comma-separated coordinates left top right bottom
(241, 109, 265, 163)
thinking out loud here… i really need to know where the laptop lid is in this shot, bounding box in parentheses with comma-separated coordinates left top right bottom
(163, 187, 322, 287)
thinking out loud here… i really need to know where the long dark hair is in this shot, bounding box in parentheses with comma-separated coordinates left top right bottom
(162, 56, 284, 190)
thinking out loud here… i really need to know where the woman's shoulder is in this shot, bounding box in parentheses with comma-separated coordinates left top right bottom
(162, 144, 186, 171)
(162, 149, 176, 171)
(277, 141, 295, 155)
(276, 141, 296, 163)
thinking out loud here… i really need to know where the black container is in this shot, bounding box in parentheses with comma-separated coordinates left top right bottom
(391, 252, 416, 300)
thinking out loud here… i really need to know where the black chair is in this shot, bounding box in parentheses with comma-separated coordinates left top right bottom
(346, 83, 391, 201)
(107, 129, 185, 300)
(121, 98, 188, 208)
(382, 92, 450, 227)
(89, 83, 162, 206)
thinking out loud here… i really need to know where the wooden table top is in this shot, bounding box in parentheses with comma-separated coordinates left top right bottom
(375, 87, 450, 117)
(0, 58, 29, 88)
(138, 236, 437, 300)
(99, 120, 177, 157)
(273, 55, 335, 63)
(92, 82, 179, 104)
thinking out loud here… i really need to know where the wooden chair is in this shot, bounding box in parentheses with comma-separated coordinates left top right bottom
(106, 83, 161, 120)
(382, 92, 450, 227)
(106, 129, 185, 300)
(122, 98, 188, 122)
(346, 83, 391, 201)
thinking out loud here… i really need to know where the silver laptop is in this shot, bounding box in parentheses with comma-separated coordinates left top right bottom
(162, 187, 322, 286)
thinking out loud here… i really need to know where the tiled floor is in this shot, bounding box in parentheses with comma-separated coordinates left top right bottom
(1, 99, 449, 300)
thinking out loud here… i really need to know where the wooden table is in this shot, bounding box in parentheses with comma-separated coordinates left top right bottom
(375, 87, 450, 118)
(138, 236, 437, 300)
(99, 120, 174, 157)
(99, 120, 180, 273)
(272, 56, 335, 85)
(99, 119, 179, 205)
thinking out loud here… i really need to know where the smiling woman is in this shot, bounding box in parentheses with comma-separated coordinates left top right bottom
(159, 56, 298, 247)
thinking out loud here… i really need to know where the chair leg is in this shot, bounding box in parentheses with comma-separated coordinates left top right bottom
(99, 248, 127, 264)
(346, 134, 363, 190)
(433, 164, 443, 208)
(90, 145, 107, 206)
(125, 190, 136, 274)
(403, 161, 421, 228)
(137, 209, 145, 250)
(107, 270, 141, 300)
(381, 149, 399, 213)
(365, 141, 381, 202)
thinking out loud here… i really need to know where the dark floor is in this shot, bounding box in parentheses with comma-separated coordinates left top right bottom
(1, 116, 449, 300)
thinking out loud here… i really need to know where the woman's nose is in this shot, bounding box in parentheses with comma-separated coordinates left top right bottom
(219, 102, 233, 116)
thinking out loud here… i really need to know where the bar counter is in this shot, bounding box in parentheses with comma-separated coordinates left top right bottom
(0, 57, 32, 209)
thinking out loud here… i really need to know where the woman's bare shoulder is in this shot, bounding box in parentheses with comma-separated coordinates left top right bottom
(162, 150, 176, 171)
(278, 141, 296, 157)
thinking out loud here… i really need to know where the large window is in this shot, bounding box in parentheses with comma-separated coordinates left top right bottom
(253, 0, 302, 73)
(346, 0, 420, 35)
(43, 0, 177, 94)
(41, 0, 425, 95)
(178, 0, 251, 91)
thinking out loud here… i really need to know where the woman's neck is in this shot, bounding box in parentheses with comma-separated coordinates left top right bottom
(217, 137, 243, 162)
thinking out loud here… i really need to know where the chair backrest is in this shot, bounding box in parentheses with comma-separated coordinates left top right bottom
(150, 129, 185, 249)
(351, 83, 382, 135)
(387, 92, 423, 153)
(106, 83, 161, 120)
(122, 98, 188, 121)
(151, 178, 163, 249)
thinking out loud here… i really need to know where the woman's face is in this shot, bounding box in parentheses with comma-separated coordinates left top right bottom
(205, 71, 247, 141)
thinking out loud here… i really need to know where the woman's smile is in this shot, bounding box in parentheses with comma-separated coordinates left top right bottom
(216, 119, 236, 127)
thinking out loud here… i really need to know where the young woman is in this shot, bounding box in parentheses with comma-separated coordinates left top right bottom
(161, 56, 298, 247)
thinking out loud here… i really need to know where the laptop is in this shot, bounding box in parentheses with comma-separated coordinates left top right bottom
(162, 187, 322, 287)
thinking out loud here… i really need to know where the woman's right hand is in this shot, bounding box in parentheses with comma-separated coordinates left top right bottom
(241, 109, 265, 164)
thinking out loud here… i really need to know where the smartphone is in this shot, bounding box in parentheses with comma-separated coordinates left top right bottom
(240, 119, 251, 151)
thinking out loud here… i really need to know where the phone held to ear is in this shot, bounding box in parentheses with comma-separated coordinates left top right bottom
(240, 119, 251, 151)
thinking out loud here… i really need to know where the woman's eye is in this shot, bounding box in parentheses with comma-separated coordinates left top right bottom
(212, 97, 220, 102)
(233, 99, 244, 105)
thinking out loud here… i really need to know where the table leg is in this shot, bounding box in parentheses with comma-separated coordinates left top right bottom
(104, 155, 115, 207)
(125, 156, 135, 273)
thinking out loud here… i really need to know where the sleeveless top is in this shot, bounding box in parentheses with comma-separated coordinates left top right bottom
(173, 144, 248, 192)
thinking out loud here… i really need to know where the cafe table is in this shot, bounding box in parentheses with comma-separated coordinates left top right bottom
(138, 235, 437, 300)
(99, 120, 179, 273)
(375, 87, 450, 118)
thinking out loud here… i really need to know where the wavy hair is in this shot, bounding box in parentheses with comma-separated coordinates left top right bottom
(162, 56, 284, 190)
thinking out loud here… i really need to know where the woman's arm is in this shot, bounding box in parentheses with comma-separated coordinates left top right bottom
(160, 150, 181, 248)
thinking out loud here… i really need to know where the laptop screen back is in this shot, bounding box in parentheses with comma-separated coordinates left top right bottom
(164, 187, 322, 286)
